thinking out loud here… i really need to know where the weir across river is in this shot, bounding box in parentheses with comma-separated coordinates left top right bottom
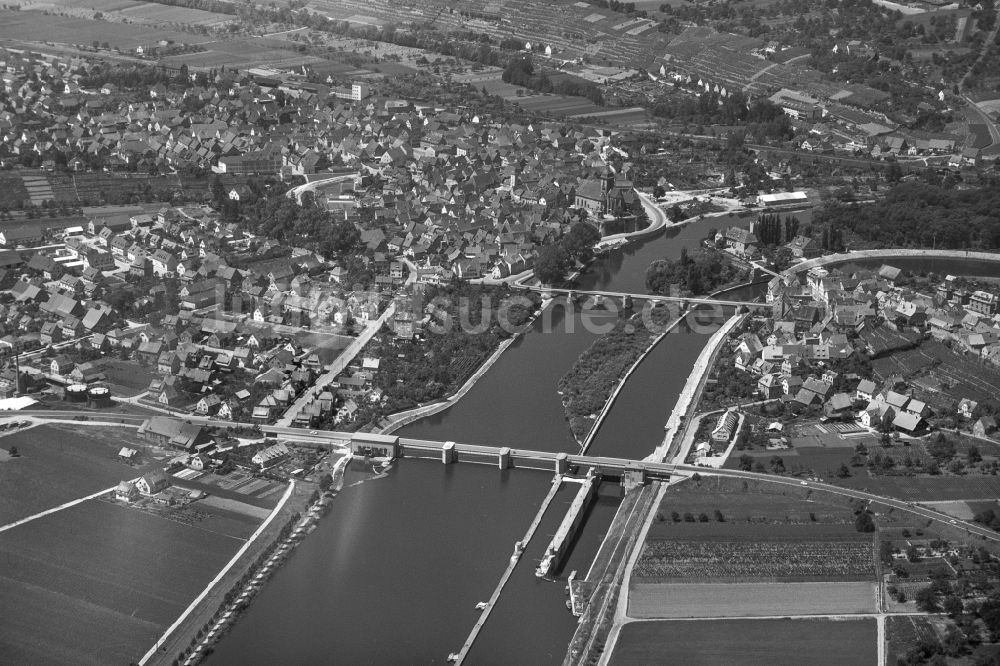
(262, 427, 673, 484)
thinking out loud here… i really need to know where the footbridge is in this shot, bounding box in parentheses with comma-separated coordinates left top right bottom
(513, 285, 769, 309)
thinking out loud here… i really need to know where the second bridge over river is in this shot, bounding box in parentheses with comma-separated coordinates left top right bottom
(514, 285, 770, 310)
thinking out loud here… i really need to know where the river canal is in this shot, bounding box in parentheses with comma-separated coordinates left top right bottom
(207, 214, 754, 665)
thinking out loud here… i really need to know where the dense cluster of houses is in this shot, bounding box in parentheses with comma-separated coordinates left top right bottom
(768, 86, 998, 167)
(730, 319, 932, 436)
(0, 46, 649, 286)
(715, 264, 1000, 438)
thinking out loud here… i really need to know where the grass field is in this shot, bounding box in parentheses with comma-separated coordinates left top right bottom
(835, 475, 1000, 500)
(162, 37, 326, 70)
(650, 476, 857, 526)
(629, 581, 877, 618)
(0, 424, 151, 525)
(610, 618, 878, 665)
(0, 497, 251, 665)
(103, 358, 156, 396)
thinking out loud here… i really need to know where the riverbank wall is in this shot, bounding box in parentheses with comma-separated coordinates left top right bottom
(378, 335, 518, 435)
(578, 314, 680, 454)
(143, 480, 301, 666)
(788, 248, 1000, 275)
(378, 295, 560, 435)
(648, 311, 747, 465)
(579, 279, 762, 455)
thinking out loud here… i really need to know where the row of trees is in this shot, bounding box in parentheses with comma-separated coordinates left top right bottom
(752, 213, 800, 246)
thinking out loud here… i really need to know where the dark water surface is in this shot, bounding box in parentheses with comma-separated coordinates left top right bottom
(208, 216, 762, 665)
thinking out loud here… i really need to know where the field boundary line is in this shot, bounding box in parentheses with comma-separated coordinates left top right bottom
(0, 483, 120, 533)
(138, 480, 295, 666)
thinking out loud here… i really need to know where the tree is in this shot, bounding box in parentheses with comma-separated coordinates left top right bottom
(968, 445, 982, 464)
(943, 595, 964, 618)
(855, 512, 875, 532)
(915, 586, 939, 612)
(534, 245, 569, 285)
(561, 221, 601, 262)
(738, 453, 753, 471)
(8, 445, 18, 457)
(836, 463, 851, 478)
(928, 433, 955, 460)
(318, 473, 333, 491)
(714, 509, 725, 522)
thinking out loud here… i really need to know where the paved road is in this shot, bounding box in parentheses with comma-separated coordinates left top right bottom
(275, 301, 397, 427)
(698, 466, 1000, 542)
(286, 173, 356, 206)
(964, 94, 1000, 147)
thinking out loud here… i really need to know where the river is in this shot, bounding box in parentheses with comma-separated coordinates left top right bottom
(207, 214, 756, 666)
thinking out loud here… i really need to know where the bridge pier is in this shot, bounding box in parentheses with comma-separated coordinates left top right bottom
(442, 441, 456, 464)
(498, 447, 511, 469)
(623, 465, 646, 490)
(555, 452, 568, 475)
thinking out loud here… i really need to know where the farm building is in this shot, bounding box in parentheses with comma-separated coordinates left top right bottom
(136, 470, 170, 496)
(974, 416, 997, 438)
(115, 480, 138, 502)
(138, 416, 209, 451)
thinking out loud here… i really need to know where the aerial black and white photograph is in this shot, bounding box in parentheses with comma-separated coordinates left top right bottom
(0, 0, 999, 664)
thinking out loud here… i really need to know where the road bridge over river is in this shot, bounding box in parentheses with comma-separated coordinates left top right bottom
(261, 426, 1000, 543)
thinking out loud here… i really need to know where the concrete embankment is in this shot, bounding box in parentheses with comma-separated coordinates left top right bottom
(580, 280, 761, 456)
(379, 295, 560, 435)
(378, 336, 517, 435)
(648, 312, 747, 465)
(578, 314, 681, 454)
(453, 474, 564, 665)
(788, 248, 1000, 274)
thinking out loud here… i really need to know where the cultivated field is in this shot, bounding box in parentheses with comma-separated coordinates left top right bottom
(629, 581, 877, 618)
(886, 616, 947, 666)
(610, 618, 878, 665)
(873, 340, 1000, 404)
(634, 531, 875, 582)
(0, 497, 252, 665)
(0, 424, 150, 525)
(0, 8, 214, 49)
(21, 0, 233, 27)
